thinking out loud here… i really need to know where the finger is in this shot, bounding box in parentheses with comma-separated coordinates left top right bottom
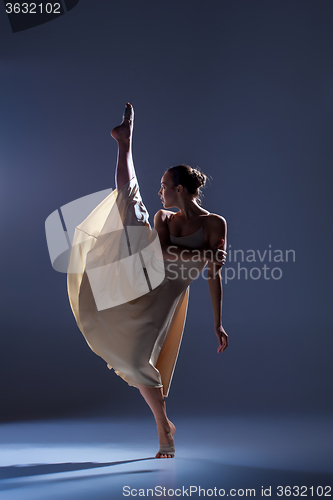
(215, 251, 225, 263)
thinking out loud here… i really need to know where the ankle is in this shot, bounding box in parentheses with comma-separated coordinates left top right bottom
(156, 419, 171, 433)
(117, 137, 131, 148)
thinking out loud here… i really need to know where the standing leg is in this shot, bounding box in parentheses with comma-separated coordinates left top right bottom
(110, 102, 136, 191)
(137, 385, 176, 458)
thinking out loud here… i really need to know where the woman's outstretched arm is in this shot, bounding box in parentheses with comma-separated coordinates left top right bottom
(206, 216, 229, 353)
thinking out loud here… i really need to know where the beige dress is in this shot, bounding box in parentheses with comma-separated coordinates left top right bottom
(67, 176, 208, 397)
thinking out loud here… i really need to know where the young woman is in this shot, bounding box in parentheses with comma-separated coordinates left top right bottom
(67, 103, 228, 459)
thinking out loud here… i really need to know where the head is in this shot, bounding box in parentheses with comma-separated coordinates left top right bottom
(158, 164, 207, 209)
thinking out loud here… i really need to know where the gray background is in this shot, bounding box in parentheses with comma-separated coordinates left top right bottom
(1, 0, 332, 421)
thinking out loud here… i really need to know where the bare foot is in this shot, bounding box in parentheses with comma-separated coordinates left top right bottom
(110, 102, 134, 142)
(155, 419, 176, 459)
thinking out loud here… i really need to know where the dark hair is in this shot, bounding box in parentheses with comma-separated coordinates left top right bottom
(167, 164, 207, 205)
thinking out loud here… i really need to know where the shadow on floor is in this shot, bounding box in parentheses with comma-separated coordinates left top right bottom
(0, 457, 156, 480)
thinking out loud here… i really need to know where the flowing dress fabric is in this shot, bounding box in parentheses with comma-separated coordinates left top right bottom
(67, 176, 208, 397)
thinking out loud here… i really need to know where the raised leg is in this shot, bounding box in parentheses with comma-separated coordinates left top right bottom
(111, 105, 175, 457)
(137, 385, 176, 458)
(110, 102, 136, 191)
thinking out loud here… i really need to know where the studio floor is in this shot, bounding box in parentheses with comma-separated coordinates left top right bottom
(0, 414, 332, 499)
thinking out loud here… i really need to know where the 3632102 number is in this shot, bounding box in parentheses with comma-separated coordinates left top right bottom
(276, 485, 332, 496)
(5, 3, 61, 14)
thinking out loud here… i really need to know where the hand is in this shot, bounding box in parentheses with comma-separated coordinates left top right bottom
(210, 239, 227, 266)
(215, 325, 228, 353)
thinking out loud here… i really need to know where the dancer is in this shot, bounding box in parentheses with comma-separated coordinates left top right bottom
(67, 103, 228, 459)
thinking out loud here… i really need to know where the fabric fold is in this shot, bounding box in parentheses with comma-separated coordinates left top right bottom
(67, 176, 207, 396)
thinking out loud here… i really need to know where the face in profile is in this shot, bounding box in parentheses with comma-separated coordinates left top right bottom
(158, 172, 178, 209)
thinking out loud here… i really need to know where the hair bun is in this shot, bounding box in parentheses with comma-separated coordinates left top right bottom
(191, 168, 207, 189)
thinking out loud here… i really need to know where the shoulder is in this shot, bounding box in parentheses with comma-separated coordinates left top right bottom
(206, 213, 227, 242)
(206, 214, 227, 250)
(207, 213, 227, 230)
(154, 209, 175, 224)
(153, 210, 174, 246)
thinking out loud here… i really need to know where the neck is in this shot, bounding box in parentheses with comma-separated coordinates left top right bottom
(176, 199, 206, 220)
